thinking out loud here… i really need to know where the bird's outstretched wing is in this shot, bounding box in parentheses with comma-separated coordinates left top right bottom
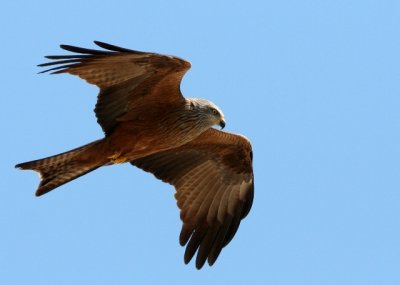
(131, 128, 254, 269)
(39, 41, 191, 135)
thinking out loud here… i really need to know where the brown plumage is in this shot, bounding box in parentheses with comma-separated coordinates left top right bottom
(16, 41, 254, 269)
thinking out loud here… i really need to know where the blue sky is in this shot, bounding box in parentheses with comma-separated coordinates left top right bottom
(2, 0, 400, 284)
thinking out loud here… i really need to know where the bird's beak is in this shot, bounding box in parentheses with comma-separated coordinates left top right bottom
(219, 119, 226, 130)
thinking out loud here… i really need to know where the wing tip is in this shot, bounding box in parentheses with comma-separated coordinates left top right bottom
(93, 40, 144, 54)
(195, 257, 207, 270)
(15, 161, 31, 170)
(35, 187, 48, 197)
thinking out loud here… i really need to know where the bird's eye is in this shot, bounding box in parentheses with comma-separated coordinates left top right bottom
(211, 108, 219, 115)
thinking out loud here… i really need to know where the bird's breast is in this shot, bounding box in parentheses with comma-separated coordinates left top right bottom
(106, 118, 206, 163)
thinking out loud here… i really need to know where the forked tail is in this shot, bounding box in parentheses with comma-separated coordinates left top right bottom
(16, 140, 107, 196)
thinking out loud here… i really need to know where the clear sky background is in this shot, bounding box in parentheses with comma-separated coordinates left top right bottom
(1, 1, 399, 284)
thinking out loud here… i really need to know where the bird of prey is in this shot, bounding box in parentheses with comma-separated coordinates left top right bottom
(16, 41, 254, 269)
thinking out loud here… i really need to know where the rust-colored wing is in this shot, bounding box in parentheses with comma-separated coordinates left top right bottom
(39, 41, 191, 135)
(131, 128, 254, 269)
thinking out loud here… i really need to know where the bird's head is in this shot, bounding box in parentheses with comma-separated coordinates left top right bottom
(186, 98, 225, 129)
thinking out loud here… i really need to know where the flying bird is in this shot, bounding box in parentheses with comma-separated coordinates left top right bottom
(16, 41, 254, 269)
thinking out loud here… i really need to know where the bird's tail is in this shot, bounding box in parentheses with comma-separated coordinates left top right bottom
(16, 139, 108, 196)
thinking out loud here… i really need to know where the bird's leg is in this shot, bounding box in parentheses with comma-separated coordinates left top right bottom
(108, 150, 129, 164)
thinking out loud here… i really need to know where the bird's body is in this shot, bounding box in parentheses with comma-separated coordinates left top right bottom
(106, 98, 223, 161)
(16, 42, 254, 269)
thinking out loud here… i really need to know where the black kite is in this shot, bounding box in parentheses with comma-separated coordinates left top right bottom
(16, 42, 254, 269)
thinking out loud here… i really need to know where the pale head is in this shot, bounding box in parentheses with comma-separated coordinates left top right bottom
(186, 98, 226, 130)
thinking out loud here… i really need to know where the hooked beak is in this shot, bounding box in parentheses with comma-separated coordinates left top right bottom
(219, 119, 226, 130)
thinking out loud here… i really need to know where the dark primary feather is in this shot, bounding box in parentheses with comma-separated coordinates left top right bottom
(60, 44, 109, 55)
(38, 41, 142, 74)
(131, 129, 254, 269)
(45, 54, 89, 59)
(39, 59, 85, 67)
(93, 41, 143, 53)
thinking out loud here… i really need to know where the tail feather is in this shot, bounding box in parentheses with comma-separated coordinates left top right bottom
(16, 140, 106, 196)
